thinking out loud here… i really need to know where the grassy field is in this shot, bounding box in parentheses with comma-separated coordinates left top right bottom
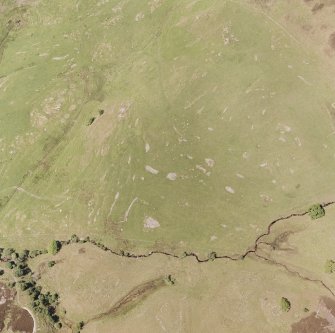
(1, 0, 335, 257)
(1, 0, 335, 331)
(30, 242, 330, 333)
(258, 204, 335, 292)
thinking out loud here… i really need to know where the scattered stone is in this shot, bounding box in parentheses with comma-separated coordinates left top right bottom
(205, 158, 215, 167)
(225, 186, 235, 194)
(166, 173, 177, 181)
(145, 165, 159, 175)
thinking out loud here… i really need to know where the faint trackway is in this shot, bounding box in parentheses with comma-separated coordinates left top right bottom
(59, 201, 335, 297)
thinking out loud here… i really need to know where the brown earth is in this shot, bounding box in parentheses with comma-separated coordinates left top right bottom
(292, 312, 330, 333)
(0, 283, 34, 333)
(0, 283, 15, 332)
(9, 306, 34, 333)
(292, 297, 335, 333)
(329, 32, 335, 49)
(311, 3, 325, 13)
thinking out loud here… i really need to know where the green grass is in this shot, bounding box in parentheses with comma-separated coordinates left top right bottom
(0, 0, 335, 257)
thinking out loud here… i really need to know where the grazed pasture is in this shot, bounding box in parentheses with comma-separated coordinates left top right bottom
(1, 0, 335, 257)
(1, 0, 335, 332)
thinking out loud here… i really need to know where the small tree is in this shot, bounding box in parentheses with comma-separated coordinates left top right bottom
(14, 268, 24, 277)
(164, 274, 176, 286)
(6, 261, 15, 269)
(70, 234, 79, 243)
(76, 321, 85, 332)
(208, 251, 217, 261)
(29, 250, 39, 258)
(87, 117, 96, 126)
(7, 282, 15, 288)
(308, 204, 325, 220)
(281, 297, 291, 312)
(48, 261, 56, 268)
(48, 240, 61, 255)
(54, 322, 62, 329)
(3, 248, 15, 259)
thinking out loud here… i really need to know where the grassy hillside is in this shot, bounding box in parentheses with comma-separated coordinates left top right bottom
(1, 0, 335, 257)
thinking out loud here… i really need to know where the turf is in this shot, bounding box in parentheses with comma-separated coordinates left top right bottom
(1, 0, 335, 258)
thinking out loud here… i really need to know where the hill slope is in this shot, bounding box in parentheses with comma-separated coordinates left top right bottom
(1, 0, 335, 257)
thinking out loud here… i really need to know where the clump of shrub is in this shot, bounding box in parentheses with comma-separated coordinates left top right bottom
(29, 249, 44, 258)
(3, 248, 15, 260)
(26, 282, 61, 325)
(164, 275, 176, 286)
(54, 322, 62, 329)
(14, 263, 30, 277)
(208, 252, 217, 261)
(17, 250, 29, 262)
(48, 261, 56, 268)
(75, 321, 85, 333)
(308, 204, 325, 220)
(70, 234, 80, 243)
(325, 259, 335, 273)
(87, 117, 96, 126)
(281, 297, 291, 312)
(7, 281, 15, 288)
(6, 261, 16, 269)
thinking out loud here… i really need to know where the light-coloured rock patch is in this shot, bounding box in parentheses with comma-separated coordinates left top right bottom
(144, 216, 160, 229)
(225, 186, 235, 194)
(205, 158, 215, 167)
(145, 165, 159, 175)
(166, 172, 177, 181)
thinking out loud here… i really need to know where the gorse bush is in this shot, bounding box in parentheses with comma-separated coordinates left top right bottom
(308, 204, 325, 220)
(281, 297, 291, 312)
(48, 240, 61, 255)
(325, 259, 335, 273)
